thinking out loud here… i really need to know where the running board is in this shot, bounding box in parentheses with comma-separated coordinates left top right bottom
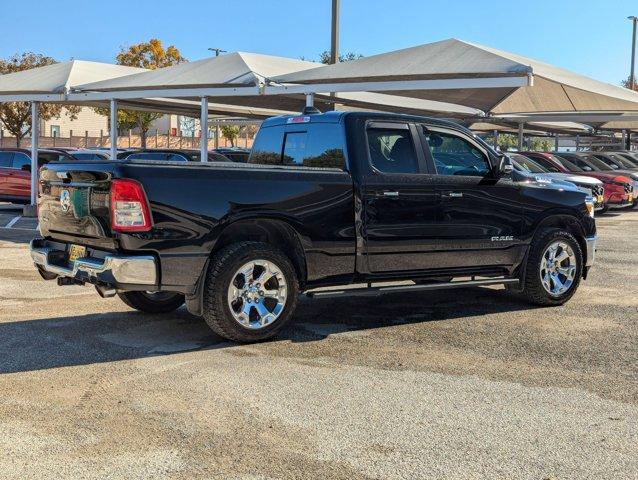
(305, 278, 519, 299)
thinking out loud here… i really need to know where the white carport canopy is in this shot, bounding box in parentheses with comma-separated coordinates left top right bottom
(270, 38, 638, 115)
(0, 60, 148, 206)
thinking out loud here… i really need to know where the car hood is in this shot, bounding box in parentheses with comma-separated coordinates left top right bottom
(540, 172, 603, 186)
(512, 171, 581, 192)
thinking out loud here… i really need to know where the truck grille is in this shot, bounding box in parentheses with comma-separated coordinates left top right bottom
(592, 185, 604, 198)
(625, 183, 634, 194)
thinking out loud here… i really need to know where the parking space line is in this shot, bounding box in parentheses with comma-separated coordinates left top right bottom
(5, 216, 21, 228)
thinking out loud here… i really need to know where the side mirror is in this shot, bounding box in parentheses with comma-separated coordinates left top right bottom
(497, 155, 513, 176)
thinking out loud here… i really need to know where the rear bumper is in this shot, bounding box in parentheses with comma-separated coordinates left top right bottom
(585, 235, 597, 267)
(30, 238, 157, 286)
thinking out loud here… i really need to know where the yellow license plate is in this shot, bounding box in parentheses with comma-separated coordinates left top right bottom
(68, 245, 86, 262)
(597, 195, 604, 204)
(629, 195, 634, 203)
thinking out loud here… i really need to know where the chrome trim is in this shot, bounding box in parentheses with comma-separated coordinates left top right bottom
(30, 242, 157, 285)
(585, 235, 597, 267)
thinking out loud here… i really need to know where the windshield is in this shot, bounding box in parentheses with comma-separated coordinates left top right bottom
(552, 155, 583, 172)
(585, 155, 614, 171)
(608, 153, 636, 169)
(508, 154, 546, 173)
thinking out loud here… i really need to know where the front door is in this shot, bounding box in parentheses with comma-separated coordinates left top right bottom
(419, 126, 524, 271)
(6, 152, 32, 199)
(361, 121, 440, 274)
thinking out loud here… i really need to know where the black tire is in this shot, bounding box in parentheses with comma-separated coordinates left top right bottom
(599, 205, 609, 214)
(118, 291, 185, 314)
(520, 228, 583, 306)
(202, 241, 299, 343)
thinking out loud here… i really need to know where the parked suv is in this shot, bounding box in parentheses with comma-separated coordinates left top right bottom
(0, 148, 77, 203)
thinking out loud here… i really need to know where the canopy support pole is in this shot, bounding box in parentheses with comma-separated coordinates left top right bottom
(622, 129, 627, 150)
(30, 101, 39, 207)
(554, 134, 559, 152)
(110, 99, 118, 160)
(493, 129, 498, 150)
(626, 132, 632, 151)
(200, 96, 208, 162)
(575, 135, 580, 151)
(517, 123, 524, 151)
(305, 93, 315, 108)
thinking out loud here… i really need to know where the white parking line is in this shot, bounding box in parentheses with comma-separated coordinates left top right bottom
(5, 216, 21, 228)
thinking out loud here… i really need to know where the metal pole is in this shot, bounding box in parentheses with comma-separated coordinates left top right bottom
(109, 99, 118, 160)
(554, 134, 559, 152)
(330, 0, 340, 65)
(622, 129, 627, 150)
(200, 97, 208, 162)
(626, 132, 632, 150)
(306, 93, 315, 108)
(518, 123, 524, 151)
(629, 16, 638, 89)
(493, 129, 498, 150)
(575, 134, 580, 151)
(30, 102, 39, 206)
(215, 125, 220, 149)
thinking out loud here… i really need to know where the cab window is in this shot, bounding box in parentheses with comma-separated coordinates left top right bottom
(366, 126, 418, 174)
(424, 130, 490, 176)
(12, 152, 31, 169)
(0, 151, 14, 167)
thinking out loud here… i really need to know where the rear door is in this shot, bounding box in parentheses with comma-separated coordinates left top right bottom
(419, 126, 524, 271)
(361, 121, 440, 273)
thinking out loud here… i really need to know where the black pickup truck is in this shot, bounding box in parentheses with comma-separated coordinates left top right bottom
(31, 111, 597, 342)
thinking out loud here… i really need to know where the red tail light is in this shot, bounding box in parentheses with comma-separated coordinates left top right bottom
(110, 179, 152, 232)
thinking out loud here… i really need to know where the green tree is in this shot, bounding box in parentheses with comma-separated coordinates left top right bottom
(318, 51, 363, 64)
(0, 53, 81, 147)
(95, 39, 186, 148)
(529, 138, 553, 151)
(220, 125, 240, 147)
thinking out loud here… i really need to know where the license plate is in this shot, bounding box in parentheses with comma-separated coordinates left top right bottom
(68, 245, 87, 262)
(597, 195, 604, 204)
(629, 195, 634, 203)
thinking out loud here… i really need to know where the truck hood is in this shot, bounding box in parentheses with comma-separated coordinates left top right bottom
(511, 170, 582, 193)
(539, 172, 603, 186)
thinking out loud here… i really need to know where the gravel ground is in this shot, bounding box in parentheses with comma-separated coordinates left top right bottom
(0, 210, 636, 479)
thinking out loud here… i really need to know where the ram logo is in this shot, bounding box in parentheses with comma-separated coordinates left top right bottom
(491, 235, 514, 242)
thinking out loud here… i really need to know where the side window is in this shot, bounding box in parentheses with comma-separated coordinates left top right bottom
(12, 152, 31, 169)
(127, 153, 166, 161)
(0, 151, 14, 167)
(570, 157, 593, 171)
(367, 126, 418, 174)
(166, 153, 189, 162)
(424, 130, 490, 176)
(249, 125, 284, 165)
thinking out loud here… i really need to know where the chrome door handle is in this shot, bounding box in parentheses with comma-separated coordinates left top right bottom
(382, 191, 400, 197)
(442, 192, 463, 198)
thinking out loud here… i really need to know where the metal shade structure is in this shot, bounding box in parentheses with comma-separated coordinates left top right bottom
(270, 38, 638, 115)
(470, 121, 592, 135)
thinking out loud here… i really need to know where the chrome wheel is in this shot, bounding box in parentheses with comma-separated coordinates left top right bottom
(539, 241, 577, 297)
(227, 259, 288, 329)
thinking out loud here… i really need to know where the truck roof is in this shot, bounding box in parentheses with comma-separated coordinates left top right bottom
(261, 110, 474, 134)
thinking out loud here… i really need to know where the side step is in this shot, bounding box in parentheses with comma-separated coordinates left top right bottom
(305, 277, 519, 299)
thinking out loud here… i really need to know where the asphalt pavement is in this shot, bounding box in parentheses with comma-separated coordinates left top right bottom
(0, 206, 636, 479)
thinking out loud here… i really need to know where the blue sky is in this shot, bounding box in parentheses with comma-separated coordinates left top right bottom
(1, 0, 636, 86)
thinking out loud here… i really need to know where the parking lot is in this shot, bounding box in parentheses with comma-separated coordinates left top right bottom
(0, 205, 636, 479)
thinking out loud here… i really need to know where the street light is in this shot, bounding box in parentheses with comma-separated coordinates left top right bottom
(208, 48, 227, 57)
(629, 16, 637, 89)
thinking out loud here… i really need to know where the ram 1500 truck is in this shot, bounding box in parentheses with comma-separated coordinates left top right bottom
(31, 112, 597, 342)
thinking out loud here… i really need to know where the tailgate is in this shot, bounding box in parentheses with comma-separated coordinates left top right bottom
(38, 162, 119, 248)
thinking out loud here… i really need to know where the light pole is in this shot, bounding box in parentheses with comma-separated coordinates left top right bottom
(208, 48, 227, 57)
(629, 16, 637, 89)
(330, 0, 340, 65)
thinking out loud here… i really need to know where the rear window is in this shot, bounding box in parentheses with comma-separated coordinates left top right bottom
(12, 152, 31, 169)
(249, 123, 346, 169)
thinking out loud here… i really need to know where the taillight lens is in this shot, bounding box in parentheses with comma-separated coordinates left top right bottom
(110, 179, 152, 232)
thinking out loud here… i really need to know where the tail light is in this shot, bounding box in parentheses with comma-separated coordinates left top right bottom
(110, 179, 152, 232)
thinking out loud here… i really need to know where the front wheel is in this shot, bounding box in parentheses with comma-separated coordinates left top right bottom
(520, 228, 583, 306)
(202, 241, 298, 343)
(118, 291, 185, 314)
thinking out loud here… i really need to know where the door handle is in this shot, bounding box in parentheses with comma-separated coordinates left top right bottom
(377, 191, 400, 198)
(442, 192, 463, 198)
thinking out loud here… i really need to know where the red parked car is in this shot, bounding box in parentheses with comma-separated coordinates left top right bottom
(0, 148, 77, 203)
(521, 151, 634, 211)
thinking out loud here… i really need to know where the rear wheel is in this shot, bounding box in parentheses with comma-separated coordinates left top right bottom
(520, 228, 583, 306)
(118, 291, 185, 314)
(202, 241, 298, 343)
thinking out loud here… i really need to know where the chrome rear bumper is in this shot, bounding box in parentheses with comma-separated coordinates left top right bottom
(585, 235, 597, 267)
(30, 239, 157, 286)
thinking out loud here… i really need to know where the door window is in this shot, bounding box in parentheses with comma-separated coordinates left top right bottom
(0, 151, 14, 167)
(424, 131, 490, 176)
(367, 127, 418, 174)
(11, 152, 31, 170)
